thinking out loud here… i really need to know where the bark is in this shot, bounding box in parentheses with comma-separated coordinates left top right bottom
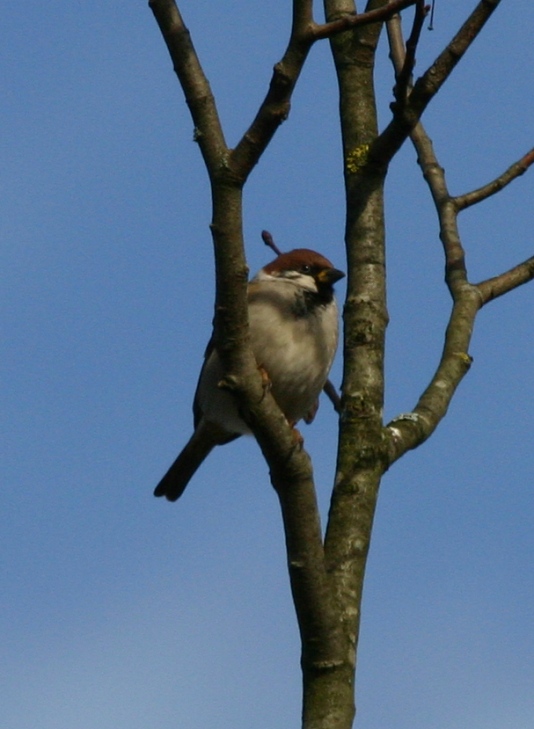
(317, 3, 389, 727)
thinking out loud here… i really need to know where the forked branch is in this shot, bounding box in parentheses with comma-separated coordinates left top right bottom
(149, 0, 344, 675)
(385, 11, 534, 464)
(230, 0, 418, 179)
(384, 15, 477, 462)
(375, 0, 502, 165)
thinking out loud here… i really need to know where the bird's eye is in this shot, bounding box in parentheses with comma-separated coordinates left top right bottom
(300, 264, 312, 274)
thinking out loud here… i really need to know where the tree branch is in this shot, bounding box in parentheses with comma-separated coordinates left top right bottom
(229, 1, 315, 180)
(476, 256, 534, 305)
(410, 0, 502, 110)
(385, 12, 534, 463)
(393, 0, 429, 103)
(311, 0, 417, 40)
(453, 147, 534, 210)
(229, 0, 420, 181)
(413, 125, 469, 294)
(148, 0, 228, 173)
(319, 4, 393, 724)
(385, 301, 478, 464)
(388, 14, 469, 295)
(150, 0, 342, 673)
(374, 0, 502, 166)
(384, 12, 480, 464)
(323, 379, 342, 414)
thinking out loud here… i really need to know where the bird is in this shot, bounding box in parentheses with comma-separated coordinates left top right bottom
(154, 248, 345, 501)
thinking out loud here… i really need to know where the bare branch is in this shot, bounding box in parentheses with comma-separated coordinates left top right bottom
(375, 0, 502, 165)
(428, 0, 437, 31)
(149, 0, 533, 723)
(393, 0, 429, 102)
(271, 453, 343, 671)
(387, 14, 468, 295)
(148, 0, 227, 173)
(389, 14, 534, 315)
(385, 303, 478, 465)
(384, 13, 480, 464)
(311, 0, 418, 41)
(229, 0, 421, 180)
(476, 256, 534, 305)
(412, 126, 469, 294)
(261, 229, 284, 256)
(322, 379, 342, 414)
(385, 11, 534, 465)
(454, 148, 534, 210)
(229, 1, 315, 180)
(409, 0, 502, 114)
(150, 0, 342, 672)
(321, 6, 394, 717)
(151, 0, 420, 186)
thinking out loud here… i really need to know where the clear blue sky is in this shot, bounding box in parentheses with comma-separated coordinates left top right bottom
(2, 2, 533, 728)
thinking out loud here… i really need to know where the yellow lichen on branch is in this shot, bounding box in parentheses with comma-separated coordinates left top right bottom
(346, 144, 370, 174)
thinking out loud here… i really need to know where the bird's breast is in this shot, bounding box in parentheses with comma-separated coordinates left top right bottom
(248, 291, 338, 422)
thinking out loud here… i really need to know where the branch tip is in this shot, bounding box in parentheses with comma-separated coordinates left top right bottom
(262, 230, 284, 256)
(453, 147, 534, 210)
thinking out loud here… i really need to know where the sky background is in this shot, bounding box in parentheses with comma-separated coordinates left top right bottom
(2, 2, 533, 728)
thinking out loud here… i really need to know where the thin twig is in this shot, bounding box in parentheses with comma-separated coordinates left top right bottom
(311, 0, 417, 40)
(454, 148, 534, 210)
(375, 0, 502, 166)
(428, 0, 436, 31)
(410, 0, 501, 111)
(384, 11, 534, 465)
(394, 0, 429, 103)
(387, 14, 468, 294)
(384, 12, 480, 465)
(476, 256, 534, 305)
(261, 230, 283, 256)
(323, 380, 342, 414)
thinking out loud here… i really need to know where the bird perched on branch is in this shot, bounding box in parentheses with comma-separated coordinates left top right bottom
(154, 247, 344, 502)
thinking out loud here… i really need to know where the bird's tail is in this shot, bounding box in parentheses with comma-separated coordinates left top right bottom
(153, 420, 239, 502)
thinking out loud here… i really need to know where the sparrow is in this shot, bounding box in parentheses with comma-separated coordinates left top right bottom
(154, 248, 344, 501)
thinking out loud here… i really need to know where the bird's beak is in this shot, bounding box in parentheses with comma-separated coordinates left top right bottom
(317, 267, 345, 285)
